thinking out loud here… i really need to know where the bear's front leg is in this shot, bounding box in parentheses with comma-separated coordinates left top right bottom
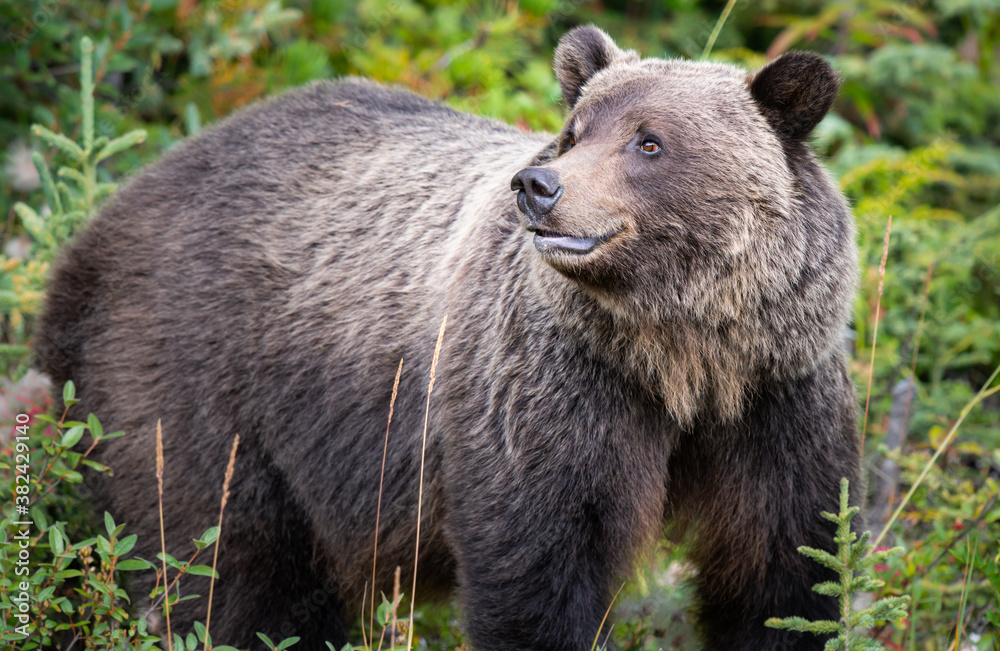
(441, 390, 671, 651)
(670, 353, 863, 650)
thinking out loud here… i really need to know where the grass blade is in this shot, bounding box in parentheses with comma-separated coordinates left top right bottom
(407, 316, 447, 651)
(861, 215, 893, 450)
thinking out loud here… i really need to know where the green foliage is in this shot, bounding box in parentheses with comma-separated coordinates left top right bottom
(1, 382, 150, 648)
(1, 0, 998, 648)
(1, 382, 252, 650)
(1, 37, 146, 378)
(766, 479, 911, 650)
(608, 544, 698, 651)
(13, 37, 147, 260)
(877, 446, 1000, 646)
(257, 631, 301, 650)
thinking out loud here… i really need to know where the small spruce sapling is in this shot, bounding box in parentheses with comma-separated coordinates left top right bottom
(765, 478, 910, 650)
(2, 36, 147, 374)
(13, 36, 147, 263)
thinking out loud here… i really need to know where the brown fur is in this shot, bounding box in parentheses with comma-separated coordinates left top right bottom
(36, 25, 861, 650)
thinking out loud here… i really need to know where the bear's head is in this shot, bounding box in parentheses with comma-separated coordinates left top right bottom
(511, 26, 857, 424)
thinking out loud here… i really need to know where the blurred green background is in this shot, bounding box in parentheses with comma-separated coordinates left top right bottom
(1, 0, 998, 649)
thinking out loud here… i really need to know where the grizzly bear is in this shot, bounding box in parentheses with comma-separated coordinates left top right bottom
(36, 25, 861, 651)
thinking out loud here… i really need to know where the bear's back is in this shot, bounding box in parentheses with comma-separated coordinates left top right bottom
(36, 79, 548, 402)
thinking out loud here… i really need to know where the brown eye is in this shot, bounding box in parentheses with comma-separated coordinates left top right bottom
(640, 139, 660, 153)
(569, 133, 577, 147)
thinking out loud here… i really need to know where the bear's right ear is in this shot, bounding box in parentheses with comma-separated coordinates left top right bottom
(747, 51, 840, 141)
(554, 26, 629, 108)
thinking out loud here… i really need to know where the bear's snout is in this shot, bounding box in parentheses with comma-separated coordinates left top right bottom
(511, 167, 563, 228)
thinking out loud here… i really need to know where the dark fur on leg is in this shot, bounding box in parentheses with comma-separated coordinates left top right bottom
(670, 353, 862, 650)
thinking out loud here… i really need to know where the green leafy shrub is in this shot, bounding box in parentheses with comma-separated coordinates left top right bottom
(0, 380, 240, 649)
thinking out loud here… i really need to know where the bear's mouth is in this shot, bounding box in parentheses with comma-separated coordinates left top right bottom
(530, 225, 624, 256)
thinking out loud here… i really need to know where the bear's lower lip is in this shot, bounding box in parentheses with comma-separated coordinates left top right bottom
(532, 227, 622, 256)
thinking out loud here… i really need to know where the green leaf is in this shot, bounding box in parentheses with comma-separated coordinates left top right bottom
(257, 633, 275, 649)
(376, 592, 402, 626)
(275, 637, 300, 651)
(184, 564, 219, 578)
(48, 526, 65, 555)
(104, 512, 116, 537)
(114, 534, 138, 556)
(193, 526, 219, 549)
(116, 559, 154, 571)
(53, 468, 83, 483)
(31, 506, 49, 530)
(88, 413, 104, 440)
(62, 381, 76, 406)
(156, 552, 184, 570)
(194, 620, 207, 642)
(81, 459, 112, 474)
(60, 425, 85, 449)
(71, 537, 98, 551)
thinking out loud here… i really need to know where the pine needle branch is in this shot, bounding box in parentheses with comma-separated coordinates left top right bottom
(766, 479, 910, 650)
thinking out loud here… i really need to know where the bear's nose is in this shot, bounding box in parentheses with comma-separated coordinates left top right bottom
(511, 167, 563, 228)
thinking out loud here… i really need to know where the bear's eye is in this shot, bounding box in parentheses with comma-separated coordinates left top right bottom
(640, 139, 660, 154)
(567, 133, 577, 148)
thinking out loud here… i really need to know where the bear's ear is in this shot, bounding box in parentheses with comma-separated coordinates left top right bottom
(554, 25, 628, 108)
(747, 51, 839, 141)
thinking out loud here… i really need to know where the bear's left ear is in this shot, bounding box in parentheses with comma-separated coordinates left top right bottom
(554, 25, 633, 108)
(747, 51, 839, 141)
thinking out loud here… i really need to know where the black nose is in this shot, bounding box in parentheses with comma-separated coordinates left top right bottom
(511, 167, 563, 227)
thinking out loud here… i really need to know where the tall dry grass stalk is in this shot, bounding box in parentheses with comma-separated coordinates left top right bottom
(861, 216, 893, 449)
(371, 359, 404, 646)
(156, 420, 173, 651)
(391, 565, 401, 651)
(407, 315, 447, 651)
(204, 434, 240, 651)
